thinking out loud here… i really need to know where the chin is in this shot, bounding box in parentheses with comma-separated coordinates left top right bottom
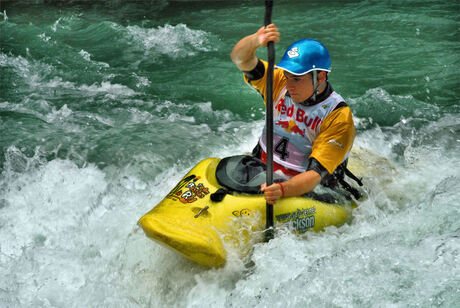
(291, 97, 303, 103)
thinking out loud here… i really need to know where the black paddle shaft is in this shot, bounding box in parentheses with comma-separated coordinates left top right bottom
(264, 0, 275, 241)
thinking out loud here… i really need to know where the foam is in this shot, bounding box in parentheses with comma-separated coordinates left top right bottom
(126, 23, 219, 58)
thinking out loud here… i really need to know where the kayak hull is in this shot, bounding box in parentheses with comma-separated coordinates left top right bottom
(139, 157, 354, 267)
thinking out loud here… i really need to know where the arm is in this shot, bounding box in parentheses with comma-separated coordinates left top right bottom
(261, 170, 321, 205)
(230, 24, 280, 72)
(310, 106, 356, 174)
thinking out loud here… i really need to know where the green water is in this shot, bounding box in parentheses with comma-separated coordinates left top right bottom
(1, 1, 459, 307)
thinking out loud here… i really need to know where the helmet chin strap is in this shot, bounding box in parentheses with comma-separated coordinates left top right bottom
(307, 70, 327, 104)
(298, 71, 327, 106)
(312, 70, 318, 102)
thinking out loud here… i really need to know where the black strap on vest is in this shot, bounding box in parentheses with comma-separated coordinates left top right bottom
(344, 167, 363, 187)
(338, 177, 362, 200)
(336, 164, 363, 200)
(321, 160, 364, 200)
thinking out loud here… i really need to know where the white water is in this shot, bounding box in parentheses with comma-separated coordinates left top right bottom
(1, 6, 459, 307)
(1, 113, 459, 307)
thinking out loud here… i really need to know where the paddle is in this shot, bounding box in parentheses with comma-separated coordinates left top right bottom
(264, 0, 275, 242)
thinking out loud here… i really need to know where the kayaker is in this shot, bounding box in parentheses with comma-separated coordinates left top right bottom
(230, 24, 359, 205)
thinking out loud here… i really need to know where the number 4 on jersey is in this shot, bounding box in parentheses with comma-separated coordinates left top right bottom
(275, 137, 289, 160)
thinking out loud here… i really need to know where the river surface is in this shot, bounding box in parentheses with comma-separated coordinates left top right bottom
(1, 1, 459, 307)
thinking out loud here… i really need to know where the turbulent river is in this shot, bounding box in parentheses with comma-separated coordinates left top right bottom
(1, 1, 459, 307)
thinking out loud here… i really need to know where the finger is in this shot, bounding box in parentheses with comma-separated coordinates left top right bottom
(264, 30, 279, 37)
(264, 190, 281, 200)
(267, 199, 276, 204)
(268, 183, 282, 192)
(264, 26, 278, 32)
(265, 192, 281, 201)
(260, 183, 267, 191)
(266, 36, 280, 43)
(265, 32, 280, 42)
(264, 197, 277, 205)
(262, 29, 279, 38)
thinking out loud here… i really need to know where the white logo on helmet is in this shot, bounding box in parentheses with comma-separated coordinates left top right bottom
(287, 47, 300, 58)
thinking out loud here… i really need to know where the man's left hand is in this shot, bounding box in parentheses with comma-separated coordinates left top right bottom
(261, 182, 283, 205)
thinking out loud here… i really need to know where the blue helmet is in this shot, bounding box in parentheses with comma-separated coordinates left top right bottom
(276, 39, 331, 75)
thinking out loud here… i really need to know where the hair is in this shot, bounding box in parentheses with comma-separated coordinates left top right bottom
(309, 70, 328, 79)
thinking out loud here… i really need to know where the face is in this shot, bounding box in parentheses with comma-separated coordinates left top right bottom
(283, 71, 326, 103)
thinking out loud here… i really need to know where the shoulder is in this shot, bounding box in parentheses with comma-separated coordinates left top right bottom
(326, 92, 353, 120)
(244, 59, 267, 82)
(321, 104, 354, 132)
(243, 59, 286, 100)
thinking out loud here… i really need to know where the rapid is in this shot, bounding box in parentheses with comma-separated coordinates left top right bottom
(1, 1, 459, 307)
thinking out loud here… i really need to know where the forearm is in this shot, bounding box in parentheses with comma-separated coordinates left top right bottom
(261, 169, 321, 205)
(282, 170, 322, 197)
(230, 24, 280, 72)
(230, 33, 260, 72)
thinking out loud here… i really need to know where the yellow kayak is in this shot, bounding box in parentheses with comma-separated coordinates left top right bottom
(139, 155, 362, 268)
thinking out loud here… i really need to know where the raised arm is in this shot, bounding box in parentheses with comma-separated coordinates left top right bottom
(230, 24, 280, 72)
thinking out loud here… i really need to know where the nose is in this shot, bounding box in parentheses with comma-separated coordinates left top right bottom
(286, 79, 296, 91)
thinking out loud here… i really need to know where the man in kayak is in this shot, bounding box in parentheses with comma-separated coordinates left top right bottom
(230, 24, 357, 205)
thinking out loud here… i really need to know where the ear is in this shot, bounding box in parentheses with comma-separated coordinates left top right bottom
(318, 71, 327, 83)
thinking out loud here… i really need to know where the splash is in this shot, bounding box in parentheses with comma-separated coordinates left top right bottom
(127, 23, 220, 59)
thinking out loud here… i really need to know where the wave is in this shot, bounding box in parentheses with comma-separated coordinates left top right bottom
(349, 87, 441, 128)
(1, 112, 459, 306)
(126, 23, 220, 59)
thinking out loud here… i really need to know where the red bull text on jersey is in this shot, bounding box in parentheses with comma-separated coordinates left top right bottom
(259, 87, 346, 173)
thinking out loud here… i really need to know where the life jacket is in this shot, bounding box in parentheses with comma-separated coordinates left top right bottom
(253, 86, 363, 199)
(258, 87, 348, 173)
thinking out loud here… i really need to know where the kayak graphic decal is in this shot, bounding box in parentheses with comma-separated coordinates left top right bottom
(232, 209, 251, 217)
(276, 207, 316, 233)
(167, 174, 210, 204)
(291, 216, 315, 233)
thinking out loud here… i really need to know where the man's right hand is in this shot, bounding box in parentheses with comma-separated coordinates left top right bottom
(230, 24, 280, 72)
(256, 24, 280, 47)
